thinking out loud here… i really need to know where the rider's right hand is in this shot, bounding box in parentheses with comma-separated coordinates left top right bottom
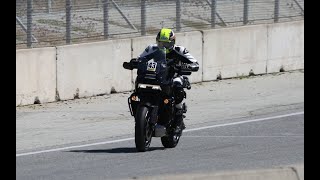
(123, 62, 133, 70)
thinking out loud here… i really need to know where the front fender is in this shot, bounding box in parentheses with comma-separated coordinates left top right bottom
(136, 102, 158, 124)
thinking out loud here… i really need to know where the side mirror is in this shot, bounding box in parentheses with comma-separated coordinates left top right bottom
(123, 62, 133, 70)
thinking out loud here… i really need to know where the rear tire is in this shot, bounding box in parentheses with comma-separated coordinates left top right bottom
(135, 106, 152, 152)
(161, 129, 181, 148)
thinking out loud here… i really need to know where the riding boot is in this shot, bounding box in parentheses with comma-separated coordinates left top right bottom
(174, 102, 187, 131)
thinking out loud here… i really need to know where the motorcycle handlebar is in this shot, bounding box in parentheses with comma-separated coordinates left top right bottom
(123, 58, 139, 70)
(123, 62, 133, 70)
(123, 58, 197, 74)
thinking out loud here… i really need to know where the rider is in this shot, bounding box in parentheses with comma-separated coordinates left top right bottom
(135, 28, 199, 131)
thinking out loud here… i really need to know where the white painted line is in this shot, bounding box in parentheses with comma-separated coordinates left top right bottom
(16, 111, 303, 157)
(183, 111, 304, 133)
(183, 135, 304, 138)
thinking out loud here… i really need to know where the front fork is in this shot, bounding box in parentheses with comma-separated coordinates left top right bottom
(128, 92, 180, 134)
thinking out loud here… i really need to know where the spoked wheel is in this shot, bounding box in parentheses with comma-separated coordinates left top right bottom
(135, 106, 153, 152)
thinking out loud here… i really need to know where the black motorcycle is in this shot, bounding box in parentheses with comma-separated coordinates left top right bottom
(123, 48, 196, 152)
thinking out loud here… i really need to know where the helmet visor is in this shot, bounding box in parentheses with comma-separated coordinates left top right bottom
(158, 41, 174, 49)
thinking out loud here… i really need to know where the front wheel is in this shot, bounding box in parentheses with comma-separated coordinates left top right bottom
(135, 106, 153, 152)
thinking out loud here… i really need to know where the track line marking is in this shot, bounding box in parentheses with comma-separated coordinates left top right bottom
(16, 111, 303, 157)
(183, 135, 304, 138)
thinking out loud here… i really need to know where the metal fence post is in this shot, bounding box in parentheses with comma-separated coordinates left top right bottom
(243, 0, 248, 25)
(103, 0, 109, 39)
(176, 0, 181, 32)
(66, 0, 71, 44)
(141, 0, 146, 35)
(274, 0, 280, 22)
(47, 0, 51, 13)
(27, 0, 32, 48)
(211, 0, 216, 28)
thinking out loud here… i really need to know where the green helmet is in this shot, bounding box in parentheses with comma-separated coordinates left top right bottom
(156, 28, 176, 54)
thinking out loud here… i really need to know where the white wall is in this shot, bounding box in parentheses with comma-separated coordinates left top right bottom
(16, 47, 57, 106)
(176, 31, 203, 83)
(267, 21, 304, 73)
(202, 24, 268, 81)
(56, 39, 132, 100)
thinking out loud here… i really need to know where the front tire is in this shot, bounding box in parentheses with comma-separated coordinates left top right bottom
(135, 106, 152, 152)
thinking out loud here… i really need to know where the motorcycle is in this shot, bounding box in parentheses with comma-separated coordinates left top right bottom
(123, 47, 196, 152)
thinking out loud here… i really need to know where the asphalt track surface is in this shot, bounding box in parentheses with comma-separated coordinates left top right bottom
(16, 70, 304, 179)
(16, 111, 304, 180)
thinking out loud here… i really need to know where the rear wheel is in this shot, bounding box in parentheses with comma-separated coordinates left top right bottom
(135, 106, 153, 152)
(161, 127, 181, 148)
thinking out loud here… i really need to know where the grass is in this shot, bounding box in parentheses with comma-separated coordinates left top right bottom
(181, 19, 210, 30)
(37, 19, 66, 27)
(73, 26, 91, 34)
(110, 20, 133, 29)
(169, 17, 210, 30)
(170, 17, 226, 28)
(85, 17, 134, 29)
(16, 28, 26, 42)
(37, 18, 97, 34)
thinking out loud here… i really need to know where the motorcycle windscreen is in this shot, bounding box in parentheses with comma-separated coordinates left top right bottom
(137, 48, 170, 85)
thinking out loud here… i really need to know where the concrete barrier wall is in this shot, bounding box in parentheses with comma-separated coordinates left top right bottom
(176, 31, 203, 83)
(202, 25, 268, 81)
(16, 21, 304, 106)
(132, 36, 156, 58)
(16, 47, 56, 106)
(56, 39, 131, 101)
(267, 21, 304, 73)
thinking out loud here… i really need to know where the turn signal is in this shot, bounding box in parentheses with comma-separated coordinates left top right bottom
(131, 96, 137, 101)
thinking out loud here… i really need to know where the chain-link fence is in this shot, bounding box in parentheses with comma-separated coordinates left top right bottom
(16, 0, 304, 49)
